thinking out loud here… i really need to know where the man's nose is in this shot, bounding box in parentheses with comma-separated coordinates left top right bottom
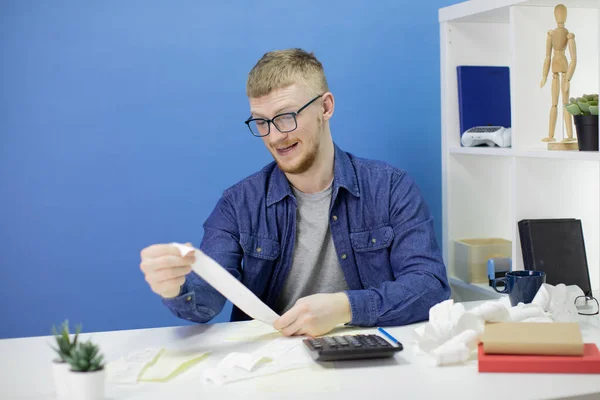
(269, 122, 288, 139)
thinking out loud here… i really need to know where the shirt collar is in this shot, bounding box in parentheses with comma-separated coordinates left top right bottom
(266, 142, 360, 207)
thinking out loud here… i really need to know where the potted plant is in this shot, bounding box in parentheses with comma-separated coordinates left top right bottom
(65, 339, 106, 400)
(50, 320, 81, 399)
(565, 93, 599, 151)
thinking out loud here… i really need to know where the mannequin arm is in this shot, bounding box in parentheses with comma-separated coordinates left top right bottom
(540, 30, 552, 87)
(566, 33, 577, 81)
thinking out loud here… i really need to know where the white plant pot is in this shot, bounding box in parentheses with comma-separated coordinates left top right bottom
(68, 368, 106, 400)
(51, 360, 71, 400)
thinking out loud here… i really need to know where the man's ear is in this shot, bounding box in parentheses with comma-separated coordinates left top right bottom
(322, 92, 334, 121)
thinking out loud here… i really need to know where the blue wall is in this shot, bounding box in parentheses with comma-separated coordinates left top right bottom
(0, 0, 459, 339)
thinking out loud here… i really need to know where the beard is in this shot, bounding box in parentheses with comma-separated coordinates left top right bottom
(276, 141, 319, 175)
(272, 116, 323, 175)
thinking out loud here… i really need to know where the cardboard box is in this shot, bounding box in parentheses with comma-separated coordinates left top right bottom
(454, 238, 511, 283)
(481, 322, 584, 356)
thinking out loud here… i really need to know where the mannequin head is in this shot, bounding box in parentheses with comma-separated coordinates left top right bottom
(554, 4, 567, 25)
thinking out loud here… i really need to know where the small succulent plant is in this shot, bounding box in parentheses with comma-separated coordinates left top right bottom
(51, 320, 81, 362)
(65, 340, 105, 372)
(565, 94, 599, 116)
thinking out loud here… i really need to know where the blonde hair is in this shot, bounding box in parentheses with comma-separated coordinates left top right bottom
(246, 48, 329, 98)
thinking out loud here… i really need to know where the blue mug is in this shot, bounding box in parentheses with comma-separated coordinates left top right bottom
(492, 270, 546, 306)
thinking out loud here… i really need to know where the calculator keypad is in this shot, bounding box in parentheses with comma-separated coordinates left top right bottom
(303, 334, 403, 362)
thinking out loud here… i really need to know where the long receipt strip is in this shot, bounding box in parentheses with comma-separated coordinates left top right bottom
(203, 336, 311, 385)
(172, 243, 280, 326)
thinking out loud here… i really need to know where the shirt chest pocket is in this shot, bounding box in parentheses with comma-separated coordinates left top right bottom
(239, 234, 281, 295)
(350, 225, 394, 288)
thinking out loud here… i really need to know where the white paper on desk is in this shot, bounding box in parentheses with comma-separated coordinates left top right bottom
(218, 336, 302, 372)
(106, 348, 162, 384)
(203, 337, 310, 385)
(172, 243, 280, 326)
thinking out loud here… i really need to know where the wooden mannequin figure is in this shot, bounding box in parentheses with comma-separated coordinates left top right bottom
(540, 4, 577, 143)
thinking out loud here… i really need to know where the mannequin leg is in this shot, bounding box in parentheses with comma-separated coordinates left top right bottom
(542, 72, 559, 142)
(561, 72, 575, 142)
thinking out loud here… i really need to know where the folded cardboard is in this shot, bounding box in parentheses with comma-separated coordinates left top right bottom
(481, 322, 584, 356)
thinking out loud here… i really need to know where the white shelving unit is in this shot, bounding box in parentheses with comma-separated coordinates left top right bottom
(439, 0, 600, 300)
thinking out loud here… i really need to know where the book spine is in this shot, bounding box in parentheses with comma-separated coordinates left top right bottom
(483, 342, 584, 357)
(478, 344, 600, 374)
(479, 358, 600, 374)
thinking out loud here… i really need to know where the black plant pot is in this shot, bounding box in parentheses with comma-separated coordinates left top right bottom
(574, 114, 599, 151)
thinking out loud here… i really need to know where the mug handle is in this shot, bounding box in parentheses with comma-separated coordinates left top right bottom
(492, 278, 508, 293)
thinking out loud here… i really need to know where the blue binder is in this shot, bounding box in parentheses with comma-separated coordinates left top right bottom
(456, 66, 511, 135)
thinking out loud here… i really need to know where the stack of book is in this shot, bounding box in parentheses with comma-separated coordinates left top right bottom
(478, 322, 600, 373)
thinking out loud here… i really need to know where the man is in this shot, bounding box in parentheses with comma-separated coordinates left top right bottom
(140, 48, 450, 337)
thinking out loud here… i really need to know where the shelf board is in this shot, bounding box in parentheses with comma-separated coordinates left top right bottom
(439, 0, 516, 23)
(439, 0, 599, 23)
(448, 276, 505, 297)
(449, 146, 514, 156)
(449, 146, 600, 161)
(523, 0, 600, 9)
(515, 148, 600, 161)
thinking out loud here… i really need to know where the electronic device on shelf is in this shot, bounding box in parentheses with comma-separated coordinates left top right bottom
(461, 126, 511, 147)
(302, 332, 403, 362)
(456, 65, 511, 137)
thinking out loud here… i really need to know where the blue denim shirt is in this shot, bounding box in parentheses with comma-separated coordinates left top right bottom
(163, 143, 450, 327)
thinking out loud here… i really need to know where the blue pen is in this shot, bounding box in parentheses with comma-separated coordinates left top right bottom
(378, 327, 401, 346)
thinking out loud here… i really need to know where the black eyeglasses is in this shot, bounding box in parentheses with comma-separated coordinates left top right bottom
(575, 295, 599, 316)
(244, 94, 323, 137)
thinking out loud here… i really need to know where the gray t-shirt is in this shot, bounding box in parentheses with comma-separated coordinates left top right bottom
(274, 182, 350, 314)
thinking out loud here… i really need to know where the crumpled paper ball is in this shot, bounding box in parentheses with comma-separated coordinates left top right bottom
(412, 283, 584, 366)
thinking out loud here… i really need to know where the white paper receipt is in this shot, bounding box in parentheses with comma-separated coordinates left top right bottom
(172, 243, 280, 326)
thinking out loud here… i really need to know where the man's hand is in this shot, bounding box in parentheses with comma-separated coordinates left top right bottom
(273, 293, 352, 337)
(140, 243, 195, 298)
(540, 76, 547, 88)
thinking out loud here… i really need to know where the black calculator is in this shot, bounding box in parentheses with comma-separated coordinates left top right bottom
(302, 334, 403, 362)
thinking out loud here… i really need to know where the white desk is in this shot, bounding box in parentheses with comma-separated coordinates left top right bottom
(2, 301, 600, 400)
